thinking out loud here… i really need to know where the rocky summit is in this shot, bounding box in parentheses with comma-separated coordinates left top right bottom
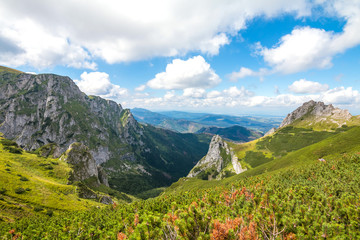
(280, 100, 352, 129)
(187, 135, 246, 180)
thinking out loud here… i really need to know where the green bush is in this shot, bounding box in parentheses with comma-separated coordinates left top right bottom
(0, 188, 6, 194)
(20, 176, 29, 181)
(33, 206, 43, 212)
(15, 188, 26, 194)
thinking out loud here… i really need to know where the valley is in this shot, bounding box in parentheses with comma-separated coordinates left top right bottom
(0, 67, 359, 239)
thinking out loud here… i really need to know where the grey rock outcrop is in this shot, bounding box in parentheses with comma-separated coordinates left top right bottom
(60, 142, 109, 186)
(187, 135, 246, 179)
(0, 72, 140, 164)
(280, 100, 352, 128)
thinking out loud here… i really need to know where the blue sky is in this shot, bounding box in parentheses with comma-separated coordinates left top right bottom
(1, 0, 360, 115)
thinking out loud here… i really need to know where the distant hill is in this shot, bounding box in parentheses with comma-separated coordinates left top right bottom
(187, 100, 360, 181)
(159, 111, 282, 133)
(132, 108, 204, 133)
(196, 125, 262, 142)
(133, 108, 282, 133)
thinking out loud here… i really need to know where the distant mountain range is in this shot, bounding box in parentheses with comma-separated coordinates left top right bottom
(132, 108, 282, 134)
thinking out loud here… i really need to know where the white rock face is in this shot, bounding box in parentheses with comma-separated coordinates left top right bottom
(187, 135, 246, 179)
(60, 142, 109, 186)
(280, 100, 352, 128)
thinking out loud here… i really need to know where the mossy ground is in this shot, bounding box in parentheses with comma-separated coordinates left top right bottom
(0, 136, 105, 222)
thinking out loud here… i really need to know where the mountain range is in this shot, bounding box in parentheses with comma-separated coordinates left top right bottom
(0, 66, 211, 196)
(1, 66, 360, 238)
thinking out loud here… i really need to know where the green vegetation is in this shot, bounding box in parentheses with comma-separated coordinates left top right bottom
(0, 135, 109, 222)
(197, 125, 262, 142)
(1, 151, 359, 238)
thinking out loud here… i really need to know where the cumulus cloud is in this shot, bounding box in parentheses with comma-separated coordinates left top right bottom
(147, 56, 221, 90)
(0, 0, 311, 68)
(74, 72, 128, 99)
(135, 85, 146, 92)
(183, 88, 206, 98)
(321, 87, 360, 105)
(257, 1, 360, 74)
(288, 79, 329, 93)
(229, 67, 268, 81)
(123, 84, 360, 113)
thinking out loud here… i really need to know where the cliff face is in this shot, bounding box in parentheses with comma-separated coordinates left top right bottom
(0, 71, 138, 164)
(280, 100, 352, 128)
(187, 135, 246, 180)
(0, 68, 210, 194)
(59, 142, 109, 186)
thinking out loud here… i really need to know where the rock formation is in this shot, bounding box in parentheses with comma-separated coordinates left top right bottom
(187, 135, 246, 180)
(280, 100, 352, 128)
(60, 142, 109, 186)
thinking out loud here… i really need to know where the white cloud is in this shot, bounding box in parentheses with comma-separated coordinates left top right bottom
(288, 79, 329, 93)
(74, 72, 128, 99)
(259, 27, 334, 74)
(257, 0, 360, 74)
(321, 87, 360, 105)
(135, 84, 146, 92)
(0, 0, 312, 67)
(183, 88, 206, 98)
(122, 84, 360, 114)
(229, 67, 268, 81)
(223, 86, 254, 98)
(147, 56, 221, 90)
(0, 18, 96, 69)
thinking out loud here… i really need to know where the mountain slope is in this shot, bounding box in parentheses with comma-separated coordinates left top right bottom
(196, 125, 262, 142)
(160, 111, 282, 133)
(132, 108, 204, 133)
(0, 66, 210, 195)
(279, 100, 352, 130)
(0, 135, 107, 222)
(187, 100, 360, 182)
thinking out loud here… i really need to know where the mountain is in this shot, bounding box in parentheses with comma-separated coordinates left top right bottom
(279, 100, 352, 129)
(159, 111, 282, 133)
(0, 135, 124, 222)
(187, 100, 360, 181)
(0, 66, 211, 195)
(1, 99, 360, 238)
(196, 125, 262, 142)
(187, 135, 246, 180)
(132, 108, 204, 133)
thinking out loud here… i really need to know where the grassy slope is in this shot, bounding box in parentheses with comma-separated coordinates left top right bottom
(166, 126, 360, 193)
(0, 136, 105, 222)
(0, 66, 23, 74)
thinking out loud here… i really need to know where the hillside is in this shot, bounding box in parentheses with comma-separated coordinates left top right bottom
(160, 111, 282, 133)
(196, 125, 262, 142)
(186, 101, 360, 181)
(0, 135, 113, 222)
(132, 108, 205, 133)
(1, 149, 359, 238)
(0, 67, 211, 195)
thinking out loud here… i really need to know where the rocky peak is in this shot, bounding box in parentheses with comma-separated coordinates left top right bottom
(60, 142, 109, 186)
(187, 135, 246, 180)
(280, 100, 352, 128)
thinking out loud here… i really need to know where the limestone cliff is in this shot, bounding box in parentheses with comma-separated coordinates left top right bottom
(280, 100, 352, 129)
(0, 67, 210, 194)
(187, 135, 246, 180)
(59, 142, 108, 186)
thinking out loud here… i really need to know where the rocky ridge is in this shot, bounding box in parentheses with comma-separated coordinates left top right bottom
(280, 100, 352, 128)
(0, 67, 210, 194)
(187, 135, 246, 180)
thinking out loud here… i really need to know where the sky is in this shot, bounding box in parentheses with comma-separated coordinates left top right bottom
(0, 0, 360, 116)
